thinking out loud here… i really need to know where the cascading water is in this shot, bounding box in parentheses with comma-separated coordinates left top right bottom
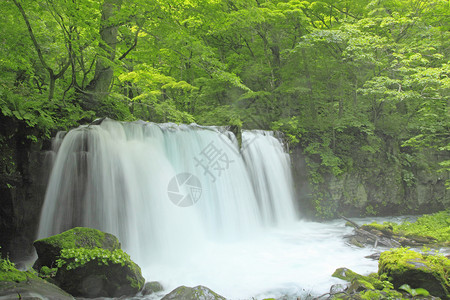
(38, 118, 378, 299)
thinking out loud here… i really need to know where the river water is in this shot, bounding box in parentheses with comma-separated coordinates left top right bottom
(37, 119, 413, 299)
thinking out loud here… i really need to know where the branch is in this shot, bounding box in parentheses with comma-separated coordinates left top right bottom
(329, 4, 361, 20)
(118, 25, 141, 60)
(13, 0, 53, 74)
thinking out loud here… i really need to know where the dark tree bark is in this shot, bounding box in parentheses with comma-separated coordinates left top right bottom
(84, 0, 123, 109)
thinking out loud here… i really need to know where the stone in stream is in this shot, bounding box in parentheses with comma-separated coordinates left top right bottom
(378, 248, 449, 299)
(33, 227, 145, 298)
(142, 281, 164, 295)
(0, 278, 75, 300)
(33, 227, 121, 270)
(162, 285, 226, 300)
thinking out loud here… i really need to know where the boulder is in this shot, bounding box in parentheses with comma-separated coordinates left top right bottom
(332, 267, 365, 282)
(33, 227, 120, 270)
(33, 227, 145, 298)
(54, 248, 145, 297)
(162, 285, 226, 300)
(331, 267, 404, 299)
(0, 256, 73, 300)
(378, 248, 450, 299)
(142, 281, 164, 295)
(0, 278, 74, 300)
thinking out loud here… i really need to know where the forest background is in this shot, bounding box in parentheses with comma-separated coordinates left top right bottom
(0, 0, 448, 233)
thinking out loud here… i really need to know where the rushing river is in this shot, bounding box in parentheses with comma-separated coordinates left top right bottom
(37, 119, 412, 299)
(138, 218, 384, 299)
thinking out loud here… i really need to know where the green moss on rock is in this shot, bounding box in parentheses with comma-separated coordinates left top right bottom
(0, 250, 38, 283)
(0, 268, 37, 283)
(54, 252, 145, 298)
(33, 227, 121, 269)
(32, 228, 145, 298)
(378, 247, 449, 299)
(142, 281, 164, 295)
(330, 268, 405, 300)
(162, 285, 226, 300)
(362, 211, 450, 247)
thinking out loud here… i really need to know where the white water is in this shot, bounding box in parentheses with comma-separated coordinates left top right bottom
(38, 119, 380, 299)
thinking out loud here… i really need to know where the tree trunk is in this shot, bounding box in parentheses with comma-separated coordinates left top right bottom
(84, 0, 123, 109)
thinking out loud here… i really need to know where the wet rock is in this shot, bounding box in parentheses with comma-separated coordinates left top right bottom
(142, 281, 164, 295)
(54, 257, 144, 298)
(0, 278, 74, 300)
(32, 227, 144, 298)
(162, 285, 226, 300)
(332, 267, 364, 282)
(33, 227, 121, 270)
(365, 252, 381, 260)
(378, 248, 450, 299)
(329, 283, 346, 295)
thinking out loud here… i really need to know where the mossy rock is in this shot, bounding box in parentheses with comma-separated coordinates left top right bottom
(0, 268, 37, 283)
(142, 281, 164, 295)
(1, 250, 39, 283)
(332, 268, 393, 291)
(54, 248, 145, 298)
(331, 289, 404, 300)
(378, 248, 450, 299)
(360, 223, 394, 237)
(162, 285, 226, 300)
(331, 268, 413, 299)
(33, 227, 121, 269)
(332, 267, 366, 282)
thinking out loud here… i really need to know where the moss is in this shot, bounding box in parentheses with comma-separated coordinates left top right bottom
(379, 247, 449, 298)
(38, 266, 57, 279)
(358, 289, 404, 300)
(332, 268, 365, 282)
(33, 227, 121, 269)
(360, 222, 394, 236)
(142, 281, 163, 295)
(126, 262, 144, 290)
(0, 268, 31, 282)
(0, 248, 38, 283)
(363, 210, 450, 245)
(331, 267, 426, 300)
(34, 227, 119, 250)
(54, 247, 145, 297)
(162, 285, 226, 300)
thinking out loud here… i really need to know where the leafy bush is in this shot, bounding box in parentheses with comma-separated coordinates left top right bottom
(0, 249, 16, 273)
(56, 247, 133, 271)
(366, 210, 450, 243)
(0, 247, 36, 282)
(395, 210, 450, 242)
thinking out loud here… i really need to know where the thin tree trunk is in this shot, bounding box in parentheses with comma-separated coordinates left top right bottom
(302, 49, 316, 120)
(85, 0, 123, 108)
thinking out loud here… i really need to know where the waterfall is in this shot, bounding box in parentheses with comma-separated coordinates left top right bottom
(38, 118, 298, 267)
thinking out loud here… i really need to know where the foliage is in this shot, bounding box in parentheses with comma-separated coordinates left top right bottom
(38, 266, 57, 279)
(34, 227, 120, 251)
(1, 0, 448, 218)
(399, 284, 430, 297)
(366, 210, 450, 243)
(331, 268, 404, 300)
(378, 247, 450, 297)
(0, 248, 16, 273)
(55, 247, 133, 271)
(379, 247, 450, 277)
(0, 247, 37, 282)
(395, 211, 450, 243)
